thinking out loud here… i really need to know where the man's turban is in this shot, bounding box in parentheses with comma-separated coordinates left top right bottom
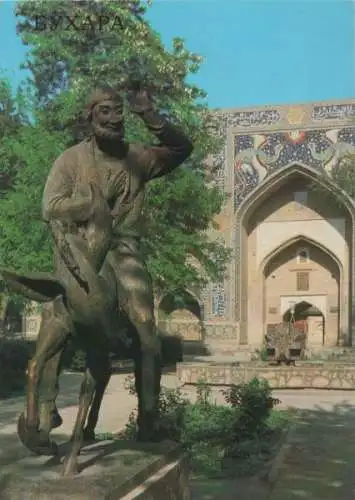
(84, 86, 123, 121)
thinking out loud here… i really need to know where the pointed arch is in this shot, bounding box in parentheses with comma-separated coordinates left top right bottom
(261, 236, 342, 339)
(238, 162, 355, 223)
(234, 162, 355, 346)
(260, 234, 343, 276)
(158, 288, 202, 320)
(282, 300, 323, 320)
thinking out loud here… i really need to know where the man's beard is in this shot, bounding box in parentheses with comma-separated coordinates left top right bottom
(92, 123, 124, 141)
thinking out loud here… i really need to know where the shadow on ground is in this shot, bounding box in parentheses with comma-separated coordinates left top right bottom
(0, 372, 86, 469)
(269, 402, 355, 500)
(191, 402, 355, 500)
(3, 375, 355, 499)
(0, 372, 84, 428)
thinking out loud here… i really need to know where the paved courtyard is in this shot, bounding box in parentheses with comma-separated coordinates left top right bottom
(2, 370, 355, 499)
(0, 370, 181, 468)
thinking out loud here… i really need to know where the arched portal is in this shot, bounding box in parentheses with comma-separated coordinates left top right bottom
(283, 300, 324, 347)
(235, 162, 355, 348)
(157, 289, 204, 343)
(263, 236, 341, 347)
(282, 300, 323, 323)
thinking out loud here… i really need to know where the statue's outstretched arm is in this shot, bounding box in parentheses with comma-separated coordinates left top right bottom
(126, 87, 193, 181)
(137, 109, 193, 181)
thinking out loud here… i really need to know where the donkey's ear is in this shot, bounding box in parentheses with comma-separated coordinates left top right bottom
(0, 269, 66, 303)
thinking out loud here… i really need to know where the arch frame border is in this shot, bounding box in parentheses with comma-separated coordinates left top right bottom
(261, 234, 343, 344)
(233, 162, 355, 346)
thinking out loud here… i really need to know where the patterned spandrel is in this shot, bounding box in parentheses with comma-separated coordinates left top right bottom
(233, 127, 355, 209)
(257, 130, 334, 171)
(211, 103, 355, 196)
(209, 109, 281, 192)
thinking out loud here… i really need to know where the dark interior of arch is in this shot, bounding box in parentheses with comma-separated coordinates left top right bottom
(159, 289, 201, 319)
(283, 301, 323, 322)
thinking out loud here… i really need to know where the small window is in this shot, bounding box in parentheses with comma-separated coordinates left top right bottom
(296, 271, 309, 291)
(294, 191, 308, 207)
(296, 247, 309, 264)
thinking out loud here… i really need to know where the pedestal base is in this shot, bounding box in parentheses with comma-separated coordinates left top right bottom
(0, 439, 190, 500)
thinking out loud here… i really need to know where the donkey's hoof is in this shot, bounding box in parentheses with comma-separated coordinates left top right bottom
(17, 413, 58, 456)
(17, 412, 36, 447)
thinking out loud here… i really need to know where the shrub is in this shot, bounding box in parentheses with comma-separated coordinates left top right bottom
(61, 341, 86, 372)
(123, 376, 283, 477)
(0, 338, 35, 398)
(223, 378, 280, 445)
(251, 347, 269, 362)
(124, 374, 189, 441)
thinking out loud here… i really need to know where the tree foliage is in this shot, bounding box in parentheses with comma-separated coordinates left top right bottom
(0, 76, 30, 194)
(0, 0, 230, 302)
(310, 153, 355, 210)
(0, 125, 68, 273)
(330, 154, 355, 200)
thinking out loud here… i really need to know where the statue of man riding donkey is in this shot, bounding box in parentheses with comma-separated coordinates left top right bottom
(1, 72, 193, 476)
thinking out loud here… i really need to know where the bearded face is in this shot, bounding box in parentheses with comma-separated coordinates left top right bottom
(91, 99, 125, 142)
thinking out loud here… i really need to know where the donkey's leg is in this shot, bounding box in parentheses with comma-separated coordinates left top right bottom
(83, 351, 112, 442)
(18, 299, 70, 455)
(38, 347, 65, 436)
(61, 359, 97, 477)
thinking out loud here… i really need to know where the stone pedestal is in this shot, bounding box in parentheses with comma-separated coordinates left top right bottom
(0, 439, 190, 500)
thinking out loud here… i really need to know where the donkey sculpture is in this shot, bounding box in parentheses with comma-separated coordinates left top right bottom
(1, 181, 158, 476)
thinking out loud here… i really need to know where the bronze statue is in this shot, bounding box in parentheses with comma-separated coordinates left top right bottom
(1, 84, 193, 476)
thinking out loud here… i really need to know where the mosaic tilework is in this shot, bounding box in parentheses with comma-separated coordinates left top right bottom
(257, 130, 335, 169)
(201, 282, 227, 320)
(233, 127, 355, 209)
(211, 283, 226, 318)
(338, 127, 355, 147)
(211, 103, 355, 203)
(205, 101, 355, 324)
(227, 109, 281, 129)
(312, 104, 355, 121)
(210, 109, 282, 192)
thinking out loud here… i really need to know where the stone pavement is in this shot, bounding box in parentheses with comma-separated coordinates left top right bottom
(187, 388, 355, 500)
(269, 404, 355, 500)
(2, 371, 355, 499)
(0, 370, 179, 468)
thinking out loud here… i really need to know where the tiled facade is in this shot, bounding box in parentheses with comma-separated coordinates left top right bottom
(199, 99, 355, 353)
